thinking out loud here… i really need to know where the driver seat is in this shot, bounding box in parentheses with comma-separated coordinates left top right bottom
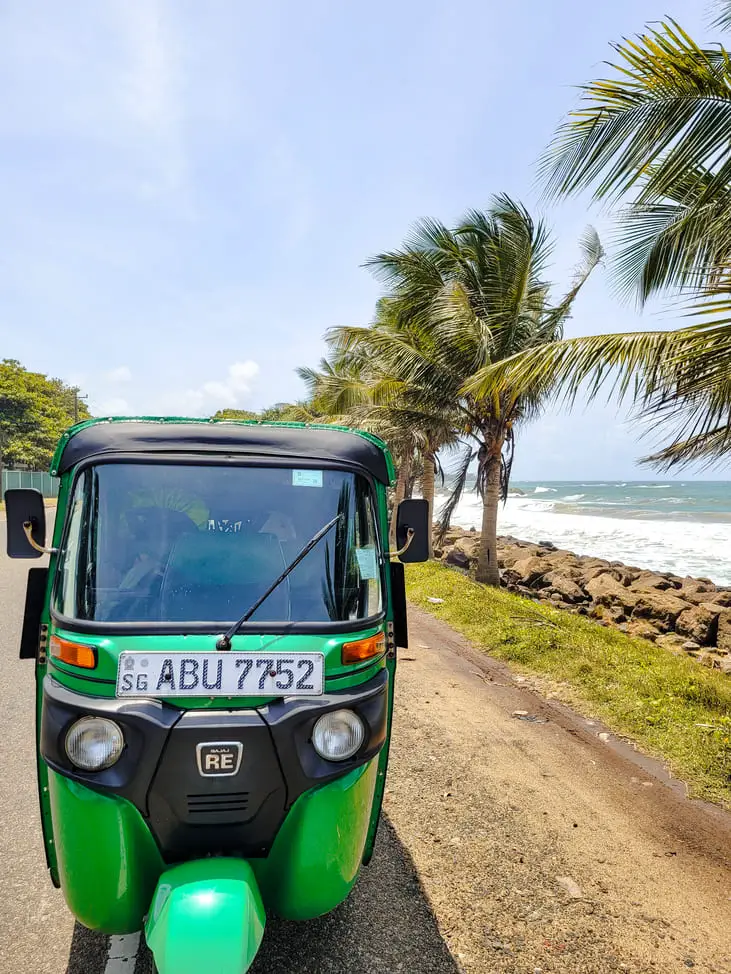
(160, 531, 289, 623)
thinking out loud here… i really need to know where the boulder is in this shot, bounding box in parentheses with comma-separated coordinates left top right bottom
(440, 529, 468, 545)
(580, 566, 623, 584)
(631, 591, 691, 632)
(504, 556, 551, 587)
(498, 550, 522, 569)
(544, 553, 584, 581)
(706, 591, 731, 609)
(655, 633, 689, 653)
(585, 572, 638, 612)
(717, 654, 731, 675)
(626, 619, 661, 642)
(577, 557, 612, 570)
(717, 609, 731, 652)
(606, 605, 628, 624)
(675, 604, 721, 646)
(682, 640, 700, 652)
(542, 572, 587, 604)
(517, 585, 539, 600)
(630, 572, 676, 593)
(679, 577, 717, 596)
(676, 589, 723, 606)
(443, 549, 471, 570)
(453, 537, 481, 561)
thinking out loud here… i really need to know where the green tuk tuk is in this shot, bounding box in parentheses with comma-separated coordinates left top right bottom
(5, 418, 429, 974)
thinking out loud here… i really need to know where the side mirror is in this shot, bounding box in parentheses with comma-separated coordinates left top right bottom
(5, 489, 47, 559)
(394, 498, 430, 563)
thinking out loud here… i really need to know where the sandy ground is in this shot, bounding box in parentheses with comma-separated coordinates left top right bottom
(384, 607, 731, 974)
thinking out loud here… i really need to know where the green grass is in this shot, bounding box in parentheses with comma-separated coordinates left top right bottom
(407, 562, 731, 806)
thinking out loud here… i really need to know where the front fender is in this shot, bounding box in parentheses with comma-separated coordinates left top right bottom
(145, 859, 265, 974)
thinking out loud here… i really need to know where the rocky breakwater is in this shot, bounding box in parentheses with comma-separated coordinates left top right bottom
(436, 527, 731, 674)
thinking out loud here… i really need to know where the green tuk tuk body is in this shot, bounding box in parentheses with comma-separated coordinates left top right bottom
(6, 418, 428, 974)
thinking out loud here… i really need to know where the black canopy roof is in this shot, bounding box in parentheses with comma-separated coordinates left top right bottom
(53, 420, 392, 485)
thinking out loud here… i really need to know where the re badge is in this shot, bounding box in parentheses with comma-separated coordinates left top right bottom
(196, 742, 243, 777)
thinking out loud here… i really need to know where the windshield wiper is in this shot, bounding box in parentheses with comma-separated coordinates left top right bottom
(215, 513, 344, 650)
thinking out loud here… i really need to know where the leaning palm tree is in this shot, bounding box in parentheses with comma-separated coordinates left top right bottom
(331, 196, 602, 584)
(296, 341, 461, 554)
(479, 8, 731, 471)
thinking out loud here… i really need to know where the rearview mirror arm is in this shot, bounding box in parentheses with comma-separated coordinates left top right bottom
(23, 521, 57, 556)
(389, 528, 414, 561)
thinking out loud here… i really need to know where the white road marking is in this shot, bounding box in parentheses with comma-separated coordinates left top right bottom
(104, 932, 141, 973)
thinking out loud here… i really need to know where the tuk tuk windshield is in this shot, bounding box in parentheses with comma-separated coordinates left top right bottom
(55, 462, 384, 626)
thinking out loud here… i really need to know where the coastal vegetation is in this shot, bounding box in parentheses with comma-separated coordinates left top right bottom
(470, 8, 731, 473)
(407, 561, 731, 805)
(0, 359, 90, 480)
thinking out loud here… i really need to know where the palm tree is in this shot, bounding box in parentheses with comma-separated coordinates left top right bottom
(331, 196, 602, 584)
(466, 11, 731, 471)
(478, 8, 731, 471)
(296, 343, 460, 555)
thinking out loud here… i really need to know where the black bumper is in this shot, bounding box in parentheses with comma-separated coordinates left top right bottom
(41, 669, 388, 861)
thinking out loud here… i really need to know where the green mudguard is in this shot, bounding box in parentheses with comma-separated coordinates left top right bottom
(145, 859, 266, 974)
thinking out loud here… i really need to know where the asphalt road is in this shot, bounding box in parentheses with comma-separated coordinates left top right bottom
(0, 517, 459, 974)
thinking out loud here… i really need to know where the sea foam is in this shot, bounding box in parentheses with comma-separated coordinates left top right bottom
(441, 491, 731, 585)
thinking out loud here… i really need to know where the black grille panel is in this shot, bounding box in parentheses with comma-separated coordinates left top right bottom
(147, 710, 287, 859)
(187, 792, 250, 815)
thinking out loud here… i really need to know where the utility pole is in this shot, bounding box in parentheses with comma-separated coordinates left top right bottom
(73, 391, 88, 424)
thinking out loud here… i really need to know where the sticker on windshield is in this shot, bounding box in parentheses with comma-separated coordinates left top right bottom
(292, 469, 323, 488)
(355, 546, 379, 579)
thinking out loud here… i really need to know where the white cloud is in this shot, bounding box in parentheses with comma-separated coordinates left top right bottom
(162, 360, 260, 415)
(105, 366, 132, 383)
(99, 397, 132, 415)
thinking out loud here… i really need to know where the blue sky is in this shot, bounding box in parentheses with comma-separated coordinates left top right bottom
(0, 0, 720, 480)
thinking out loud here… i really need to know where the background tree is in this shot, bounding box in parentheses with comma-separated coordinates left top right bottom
(0, 359, 91, 479)
(212, 408, 261, 421)
(295, 347, 459, 554)
(331, 196, 602, 584)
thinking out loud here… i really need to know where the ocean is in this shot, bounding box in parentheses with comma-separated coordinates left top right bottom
(438, 480, 731, 586)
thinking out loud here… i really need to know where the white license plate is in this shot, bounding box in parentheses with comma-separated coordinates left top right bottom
(116, 651, 324, 698)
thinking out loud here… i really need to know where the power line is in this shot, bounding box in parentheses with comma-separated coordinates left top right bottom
(73, 391, 89, 424)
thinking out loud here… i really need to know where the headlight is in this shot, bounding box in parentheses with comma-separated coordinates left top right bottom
(65, 717, 124, 771)
(312, 709, 365, 761)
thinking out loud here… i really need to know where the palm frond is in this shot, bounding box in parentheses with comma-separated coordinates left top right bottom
(610, 164, 731, 302)
(544, 225, 604, 329)
(540, 20, 731, 204)
(463, 320, 731, 469)
(641, 423, 731, 470)
(711, 0, 731, 31)
(436, 443, 477, 542)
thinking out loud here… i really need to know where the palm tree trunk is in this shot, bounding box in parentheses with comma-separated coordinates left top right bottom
(475, 449, 502, 586)
(421, 450, 435, 559)
(390, 455, 412, 549)
(405, 471, 417, 500)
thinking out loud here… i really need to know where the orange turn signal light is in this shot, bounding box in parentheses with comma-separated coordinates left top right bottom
(50, 635, 97, 670)
(342, 632, 386, 665)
